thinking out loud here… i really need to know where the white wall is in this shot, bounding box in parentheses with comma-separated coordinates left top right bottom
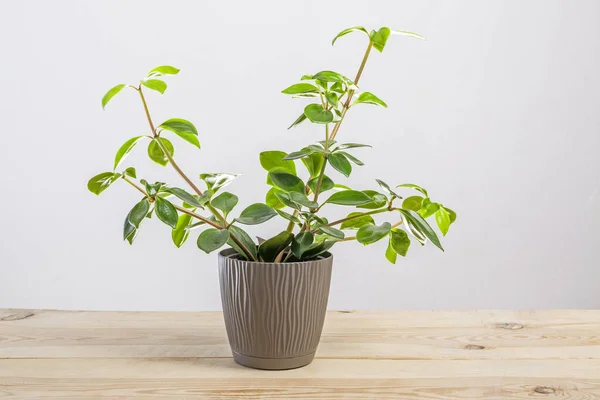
(1, 0, 599, 311)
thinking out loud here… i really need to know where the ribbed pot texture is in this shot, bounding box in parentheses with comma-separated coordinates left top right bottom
(218, 248, 333, 370)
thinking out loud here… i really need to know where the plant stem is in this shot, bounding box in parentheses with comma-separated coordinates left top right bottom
(122, 176, 149, 198)
(311, 158, 328, 207)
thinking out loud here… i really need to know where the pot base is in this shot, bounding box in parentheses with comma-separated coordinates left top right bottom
(232, 350, 315, 370)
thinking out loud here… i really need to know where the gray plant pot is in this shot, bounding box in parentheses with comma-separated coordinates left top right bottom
(218, 248, 333, 370)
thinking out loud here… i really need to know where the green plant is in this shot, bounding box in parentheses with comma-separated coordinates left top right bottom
(88, 26, 456, 263)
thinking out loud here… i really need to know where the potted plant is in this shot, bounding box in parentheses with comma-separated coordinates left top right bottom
(88, 25, 456, 370)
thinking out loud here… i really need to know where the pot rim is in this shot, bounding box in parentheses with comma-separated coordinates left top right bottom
(218, 247, 333, 265)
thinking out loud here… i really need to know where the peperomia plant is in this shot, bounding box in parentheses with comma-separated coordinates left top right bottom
(88, 26, 456, 264)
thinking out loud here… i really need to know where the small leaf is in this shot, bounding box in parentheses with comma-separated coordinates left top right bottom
(325, 92, 339, 107)
(162, 187, 205, 208)
(328, 153, 352, 177)
(259, 151, 296, 174)
(172, 214, 192, 248)
(283, 147, 314, 160)
(419, 198, 440, 218)
(288, 113, 307, 129)
(353, 92, 387, 107)
(340, 212, 375, 230)
(304, 104, 334, 124)
(302, 153, 325, 178)
(332, 26, 369, 45)
(211, 192, 238, 216)
(282, 83, 320, 95)
(358, 190, 388, 209)
(307, 175, 334, 193)
(268, 168, 305, 193)
(312, 71, 353, 85)
(124, 167, 137, 178)
(389, 228, 410, 256)
(357, 222, 391, 245)
(302, 240, 336, 259)
(158, 118, 200, 149)
(319, 226, 345, 239)
(337, 151, 364, 166)
(275, 208, 301, 224)
(330, 82, 345, 94)
(123, 219, 137, 245)
(370, 26, 391, 52)
(399, 209, 443, 251)
(197, 228, 230, 254)
(147, 65, 180, 77)
(258, 231, 294, 262)
(275, 192, 300, 210)
(385, 241, 397, 264)
(391, 30, 425, 40)
(227, 225, 258, 260)
(397, 183, 428, 197)
(336, 143, 372, 150)
(87, 172, 121, 195)
(435, 207, 451, 236)
(445, 207, 457, 223)
(147, 138, 174, 167)
(141, 179, 164, 196)
(141, 79, 167, 94)
(236, 203, 277, 225)
(291, 232, 314, 258)
(154, 197, 178, 229)
(402, 196, 424, 212)
(289, 192, 318, 209)
(199, 173, 238, 192)
(125, 198, 150, 236)
(265, 187, 285, 209)
(325, 190, 372, 206)
(102, 84, 126, 110)
(376, 179, 402, 199)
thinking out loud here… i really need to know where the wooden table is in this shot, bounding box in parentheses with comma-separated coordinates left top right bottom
(1, 309, 599, 399)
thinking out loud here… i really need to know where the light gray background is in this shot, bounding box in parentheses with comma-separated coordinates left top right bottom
(1, 0, 599, 311)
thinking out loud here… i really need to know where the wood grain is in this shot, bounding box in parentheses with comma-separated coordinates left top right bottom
(1, 309, 599, 399)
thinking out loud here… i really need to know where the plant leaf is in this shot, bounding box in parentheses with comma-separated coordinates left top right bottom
(302, 240, 336, 259)
(211, 192, 238, 216)
(147, 138, 174, 167)
(302, 153, 325, 178)
(265, 187, 285, 209)
(197, 228, 230, 254)
(399, 209, 443, 251)
(340, 212, 375, 229)
(154, 197, 178, 229)
(162, 187, 205, 208)
(291, 232, 314, 258)
(370, 26, 391, 52)
(445, 207, 457, 224)
(227, 225, 258, 260)
(390, 228, 410, 256)
(102, 84, 126, 110)
(87, 172, 121, 195)
(391, 30, 425, 40)
(332, 26, 369, 45)
(357, 190, 388, 209)
(376, 179, 402, 199)
(199, 173, 238, 192)
(307, 175, 334, 193)
(325, 190, 372, 206)
(419, 198, 440, 218)
(258, 231, 294, 262)
(268, 168, 305, 193)
(141, 79, 167, 94)
(397, 183, 428, 197)
(336, 143, 372, 150)
(172, 214, 192, 248)
(328, 153, 352, 177)
(325, 92, 339, 107)
(259, 151, 296, 174)
(356, 222, 391, 245)
(282, 83, 320, 95)
(353, 92, 387, 107)
(158, 118, 200, 149)
(304, 104, 334, 124)
(337, 151, 364, 166)
(312, 71, 354, 85)
(275, 208, 301, 224)
(288, 113, 307, 129)
(236, 203, 277, 225)
(124, 167, 137, 178)
(283, 147, 314, 160)
(319, 226, 345, 239)
(147, 65, 180, 77)
(275, 192, 300, 210)
(126, 198, 150, 233)
(402, 196, 424, 212)
(289, 192, 318, 209)
(435, 207, 451, 236)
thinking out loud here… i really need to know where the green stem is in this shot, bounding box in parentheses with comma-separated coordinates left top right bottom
(311, 157, 328, 207)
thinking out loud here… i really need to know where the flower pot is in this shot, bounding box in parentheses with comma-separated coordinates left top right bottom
(218, 248, 333, 370)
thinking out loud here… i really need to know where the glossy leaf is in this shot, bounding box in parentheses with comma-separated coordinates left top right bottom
(211, 192, 238, 216)
(87, 172, 120, 195)
(304, 104, 333, 124)
(288, 192, 318, 209)
(199, 173, 238, 192)
(126, 198, 150, 232)
(392, 30, 425, 40)
(123, 219, 136, 245)
(397, 183, 428, 197)
(162, 187, 205, 208)
(302, 240, 336, 259)
(288, 113, 307, 129)
(435, 206, 451, 236)
(275, 191, 300, 210)
(445, 207, 457, 223)
(141, 79, 167, 94)
(319, 226, 345, 239)
(376, 179, 402, 198)
(268, 168, 304, 193)
(399, 209, 443, 251)
(283, 147, 314, 160)
(259, 151, 296, 174)
(124, 167, 137, 178)
(419, 198, 440, 218)
(325, 92, 339, 107)
(147, 65, 180, 77)
(197, 228, 230, 254)
(147, 138, 174, 167)
(353, 92, 387, 107)
(291, 232, 314, 258)
(158, 118, 200, 149)
(357, 190, 388, 209)
(402, 196, 424, 212)
(328, 153, 352, 177)
(154, 197, 178, 229)
(102, 84, 126, 109)
(325, 190, 372, 206)
(307, 175, 334, 193)
(227, 225, 258, 260)
(340, 212, 375, 229)
(356, 222, 391, 245)
(140, 179, 164, 197)
(282, 83, 319, 95)
(258, 231, 294, 262)
(302, 153, 325, 178)
(265, 187, 285, 209)
(172, 214, 192, 248)
(332, 26, 369, 45)
(275, 208, 300, 223)
(337, 151, 364, 166)
(336, 143, 372, 150)
(236, 203, 277, 225)
(385, 241, 397, 264)
(312, 71, 353, 85)
(370, 27, 391, 52)
(390, 228, 410, 256)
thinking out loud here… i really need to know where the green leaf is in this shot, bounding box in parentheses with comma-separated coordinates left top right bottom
(87, 172, 121, 195)
(307, 175, 334, 193)
(328, 153, 352, 177)
(211, 192, 238, 216)
(258, 231, 294, 262)
(126, 198, 150, 232)
(325, 190, 372, 206)
(162, 187, 205, 208)
(259, 151, 296, 174)
(123, 219, 137, 245)
(340, 212, 375, 229)
(402, 196, 424, 212)
(291, 232, 314, 258)
(102, 84, 126, 110)
(435, 207, 451, 236)
(337, 151, 363, 166)
(391, 30, 425, 40)
(357, 222, 391, 245)
(325, 92, 339, 107)
(332, 26, 369, 45)
(385, 241, 397, 264)
(197, 228, 230, 254)
(312, 71, 353, 85)
(265, 187, 285, 209)
(357, 190, 388, 209)
(199, 173, 238, 192)
(397, 183, 428, 197)
(124, 167, 137, 178)
(140, 179, 164, 196)
(147, 65, 180, 77)
(158, 118, 200, 149)
(330, 82, 344, 94)
(283, 147, 314, 160)
(370, 26, 391, 52)
(353, 92, 387, 107)
(289, 192, 318, 209)
(304, 104, 334, 124)
(227, 225, 258, 260)
(419, 198, 440, 218)
(302, 240, 336, 259)
(141, 79, 167, 94)
(390, 228, 410, 256)
(376, 179, 402, 199)
(154, 197, 178, 229)
(282, 83, 319, 95)
(147, 138, 174, 167)
(399, 209, 443, 251)
(319, 226, 345, 239)
(445, 207, 457, 224)
(336, 143, 372, 150)
(268, 168, 305, 193)
(275, 192, 300, 210)
(236, 203, 277, 225)
(288, 113, 307, 129)
(172, 214, 192, 248)
(302, 153, 325, 178)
